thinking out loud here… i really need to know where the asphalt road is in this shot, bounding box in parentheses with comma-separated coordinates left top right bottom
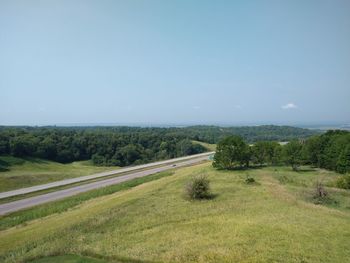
(0, 154, 211, 215)
(0, 152, 214, 199)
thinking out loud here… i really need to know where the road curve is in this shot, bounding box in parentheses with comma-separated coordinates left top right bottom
(0, 152, 214, 199)
(0, 155, 210, 215)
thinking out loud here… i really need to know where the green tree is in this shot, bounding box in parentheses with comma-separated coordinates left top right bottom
(118, 144, 142, 166)
(251, 141, 280, 166)
(283, 140, 303, 171)
(251, 141, 267, 166)
(336, 146, 350, 174)
(92, 153, 106, 166)
(302, 136, 322, 167)
(36, 137, 57, 159)
(10, 136, 37, 157)
(0, 135, 9, 154)
(271, 144, 283, 165)
(176, 139, 193, 156)
(213, 136, 249, 169)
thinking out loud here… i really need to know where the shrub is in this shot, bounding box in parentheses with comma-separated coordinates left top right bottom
(313, 181, 329, 204)
(336, 175, 350, 189)
(245, 174, 255, 184)
(277, 174, 295, 185)
(185, 175, 211, 200)
(315, 181, 327, 197)
(283, 140, 303, 171)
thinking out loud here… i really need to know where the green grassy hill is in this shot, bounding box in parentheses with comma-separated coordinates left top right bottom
(1, 163, 349, 262)
(0, 156, 115, 192)
(192, 140, 217, 151)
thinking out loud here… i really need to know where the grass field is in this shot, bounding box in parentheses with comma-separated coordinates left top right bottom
(0, 170, 175, 230)
(0, 156, 116, 192)
(192, 141, 217, 151)
(29, 255, 107, 263)
(1, 163, 349, 263)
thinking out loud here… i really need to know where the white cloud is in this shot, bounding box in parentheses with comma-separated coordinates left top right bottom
(281, 103, 297, 110)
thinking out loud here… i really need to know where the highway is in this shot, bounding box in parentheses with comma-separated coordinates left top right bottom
(0, 152, 214, 199)
(0, 153, 213, 215)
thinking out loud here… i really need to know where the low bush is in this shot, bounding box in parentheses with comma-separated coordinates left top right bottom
(336, 175, 350, 189)
(313, 181, 330, 204)
(315, 181, 327, 196)
(277, 174, 295, 185)
(185, 175, 211, 200)
(245, 175, 255, 184)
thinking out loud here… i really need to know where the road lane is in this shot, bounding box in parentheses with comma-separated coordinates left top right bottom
(0, 152, 214, 199)
(0, 155, 210, 215)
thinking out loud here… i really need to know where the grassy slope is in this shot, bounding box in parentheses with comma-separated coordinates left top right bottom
(0, 171, 175, 230)
(0, 156, 116, 192)
(192, 141, 217, 151)
(1, 163, 350, 263)
(29, 255, 107, 263)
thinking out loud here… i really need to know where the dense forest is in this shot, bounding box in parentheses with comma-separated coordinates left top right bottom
(0, 127, 205, 166)
(176, 125, 318, 143)
(213, 130, 350, 174)
(0, 126, 348, 173)
(0, 125, 317, 166)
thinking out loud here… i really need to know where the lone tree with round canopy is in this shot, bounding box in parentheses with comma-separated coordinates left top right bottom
(213, 136, 250, 170)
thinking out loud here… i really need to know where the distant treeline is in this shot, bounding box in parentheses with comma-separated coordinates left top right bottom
(213, 130, 350, 174)
(170, 125, 318, 143)
(0, 125, 317, 166)
(0, 127, 206, 166)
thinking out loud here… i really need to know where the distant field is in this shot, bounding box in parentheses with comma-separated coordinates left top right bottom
(0, 156, 116, 192)
(193, 140, 217, 151)
(1, 163, 349, 262)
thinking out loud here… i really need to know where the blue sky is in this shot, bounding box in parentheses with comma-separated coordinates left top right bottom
(1, 0, 350, 126)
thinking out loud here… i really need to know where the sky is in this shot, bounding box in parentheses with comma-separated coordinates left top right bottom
(1, 0, 350, 126)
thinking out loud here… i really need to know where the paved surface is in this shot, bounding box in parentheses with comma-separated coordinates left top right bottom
(0, 152, 214, 199)
(0, 154, 211, 215)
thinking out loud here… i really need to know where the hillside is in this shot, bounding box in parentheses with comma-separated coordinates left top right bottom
(1, 163, 349, 262)
(0, 156, 114, 192)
